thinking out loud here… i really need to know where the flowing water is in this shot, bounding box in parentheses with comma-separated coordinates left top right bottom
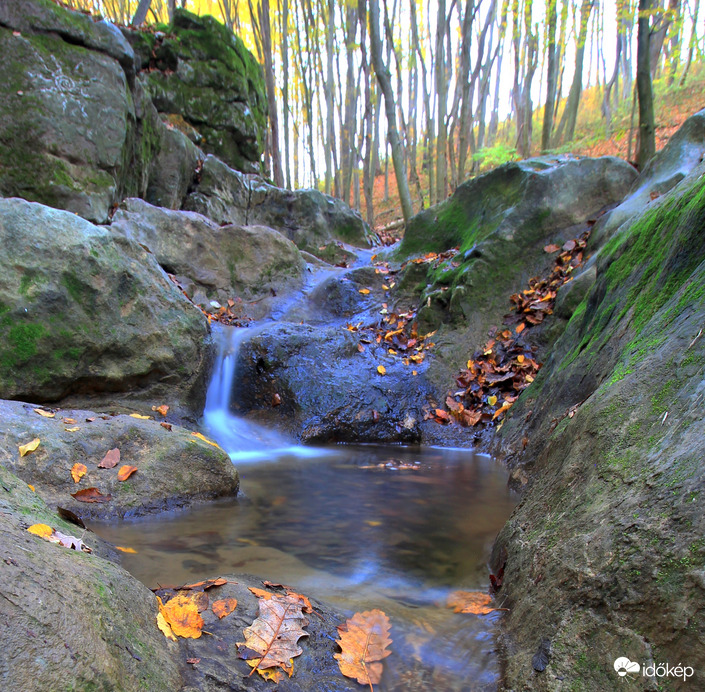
(91, 298, 517, 689)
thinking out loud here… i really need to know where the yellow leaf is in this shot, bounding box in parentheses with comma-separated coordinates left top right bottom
(365, 520, 382, 527)
(487, 395, 498, 407)
(116, 546, 137, 554)
(158, 595, 204, 639)
(129, 413, 151, 420)
(157, 611, 177, 641)
(377, 365, 386, 375)
(19, 438, 40, 457)
(412, 370, 418, 376)
(517, 355, 525, 363)
(191, 432, 222, 449)
(358, 288, 371, 294)
(27, 524, 54, 539)
(27, 484, 35, 492)
(33, 408, 55, 418)
(526, 375, 534, 383)
(65, 427, 80, 432)
(71, 463, 87, 483)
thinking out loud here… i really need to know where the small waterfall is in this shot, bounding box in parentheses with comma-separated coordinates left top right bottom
(203, 325, 319, 462)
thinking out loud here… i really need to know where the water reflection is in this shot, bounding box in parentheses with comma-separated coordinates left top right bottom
(91, 445, 515, 691)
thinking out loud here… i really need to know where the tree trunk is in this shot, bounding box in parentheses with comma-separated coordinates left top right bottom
(341, 4, 360, 204)
(132, 0, 152, 25)
(435, 0, 448, 201)
(281, 0, 291, 188)
(324, 0, 336, 195)
(637, 0, 656, 168)
(541, 0, 558, 152)
(259, 0, 283, 187)
(367, 0, 414, 222)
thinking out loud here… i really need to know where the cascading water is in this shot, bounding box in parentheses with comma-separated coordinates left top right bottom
(203, 324, 321, 462)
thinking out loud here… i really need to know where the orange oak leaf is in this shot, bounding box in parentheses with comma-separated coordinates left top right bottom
(71, 487, 112, 503)
(71, 463, 87, 483)
(98, 448, 120, 469)
(212, 598, 238, 619)
(117, 465, 137, 481)
(334, 609, 392, 691)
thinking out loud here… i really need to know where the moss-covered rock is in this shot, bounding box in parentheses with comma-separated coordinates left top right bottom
(0, 198, 210, 417)
(491, 162, 705, 689)
(136, 9, 267, 173)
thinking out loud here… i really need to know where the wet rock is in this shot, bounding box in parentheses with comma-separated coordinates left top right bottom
(0, 463, 182, 691)
(111, 199, 306, 318)
(185, 155, 372, 258)
(0, 199, 210, 417)
(233, 322, 436, 443)
(0, 399, 239, 520)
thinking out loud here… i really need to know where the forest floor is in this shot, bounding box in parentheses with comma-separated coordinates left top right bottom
(363, 62, 705, 243)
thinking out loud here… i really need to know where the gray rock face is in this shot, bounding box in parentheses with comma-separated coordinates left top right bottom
(0, 399, 239, 520)
(0, 199, 210, 415)
(233, 322, 436, 443)
(491, 162, 705, 688)
(185, 155, 372, 257)
(0, 463, 182, 691)
(111, 199, 306, 318)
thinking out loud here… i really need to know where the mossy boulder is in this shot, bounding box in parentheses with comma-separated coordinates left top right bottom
(0, 399, 238, 520)
(185, 155, 372, 258)
(136, 9, 267, 173)
(0, 198, 210, 417)
(0, 463, 182, 691)
(112, 198, 307, 319)
(491, 163, 705, 688)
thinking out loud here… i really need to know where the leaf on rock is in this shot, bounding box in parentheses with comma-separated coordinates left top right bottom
(71, 487, 112, 503)
(151, 404, 169, 417)
(27, 524, 91, 552)
(129, 413, 152, 420)
(358, 288, 371, 294)
(377, 365, 386, 375)
(487, 395, 498, 407)
(98, 448, 120, 469)
(117, 465, 137, 481)
(160, 422, 173, 431)
(63, 418, 78, 424)
(212, 598, 238, 619)
(237, 595, 310, 678)
(446, 591, 498, 614)
(157, 595, 204, 639)
(183, 577, 228, 591)
(157, 611, 177, 641)
(334, 609, 392, 690)
(71, 463, 87, 483)
(543, 244, 560, 253)
(19, 438, 40, 457)
(191, 432, 222, 449)
(27, 523, 53, 539)
(65, 427, 80, 432)
(33, 408, 55, 418)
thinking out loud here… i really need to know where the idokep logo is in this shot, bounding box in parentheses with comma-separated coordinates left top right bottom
(614, 657, 640, 678)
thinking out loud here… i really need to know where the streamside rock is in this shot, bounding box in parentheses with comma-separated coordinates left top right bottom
(134, 9, 267, 173)
(185, 155, 372, 259)
(0, 198, 210, 416)
(0, 464, 182, 691)
(111, 198, 307, 318)
(491, 163, 705, 688)
(0, 399, 239, 520)
(232, 322, 436, 443)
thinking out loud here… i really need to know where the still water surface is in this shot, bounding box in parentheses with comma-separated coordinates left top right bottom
(91, 444, 516, 690)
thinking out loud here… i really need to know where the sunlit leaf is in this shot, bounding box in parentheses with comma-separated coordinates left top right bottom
(129, 413, 152, 420)
(71, 463, 87, 483)
(358, 288, 371, 294)
(377, 365, 386, 375)
(98, 448, 120, 469)
(27, 523, 53, 539)
(487, 395, 498, 406)
(157, 595, 204, 639)
(19, 438, 40, 457)
(157, 611, 177, 641)
(212, 598, 238, 619)
(191, 432, 222, 449)
(151, 404, 169, 416)
(334, 609, 392, 688)
(492, 402, 513, 420)
(117, 465, 137, 481)
(63, 418, 77, 424)
(33, 408, 55, 418)
(65, 426, 80, 432)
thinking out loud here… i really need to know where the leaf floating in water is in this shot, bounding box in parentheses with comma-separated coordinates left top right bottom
(237, 593, 310, 679)
(117, 465, 137, 481)
(33, 408, 55, 418)
(116, 546, 137, 554)
(334, 609, 392, 691)
(19, 438, 40, 457)
(71, 487, 112, 503)
(71, 463, 87, 483)
(446, 591, 501, 615)
(98, 448, 120, 469)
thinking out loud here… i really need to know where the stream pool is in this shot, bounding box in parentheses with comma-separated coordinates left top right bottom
(91, 444, 516, 690)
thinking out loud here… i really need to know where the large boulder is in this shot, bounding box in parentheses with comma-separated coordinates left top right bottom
(0, 463, 182, 691)
(111, 199, 307, 318)
(185, 155, 372, 258)
(490, 162, 705, 688)
(0, 399, 239, 520)
(0, 198, 210, 417)
(134, 9, 267, 173)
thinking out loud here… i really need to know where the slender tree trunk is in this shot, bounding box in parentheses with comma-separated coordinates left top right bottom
(637, 0, 656, 168)
(367, 0, 414, 222)
(324, 0, 336, 195)
(132, 0, 152, 25)
(340, 4, 359, 203)
(281, 0, 291, 188)
(678, 0, 701, 85)
(359, 0, 376, 226)
(435, 0, 448, 201)
(541, 0, 558, 151)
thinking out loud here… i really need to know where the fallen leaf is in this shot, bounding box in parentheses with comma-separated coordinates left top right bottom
(116, 546, 137, 554)
(212, 598, 238, 619)
(182, 577, 228, 591)
(157, 611, 177, 641)
(129, 413, 151, 420)
(71, 487, 112, 503)
(33, 409, 55, 418)
(543, 244, 560, 253)
(63, 418, 78, 424)
(238, 595, 309, 678)
(85, 417, 95, 423)
(160, 422, 173, 431)
(19, 438, 40, 457)
(157, 595, 204, 639)
(151, 405, 169, 416)
(57, 506, 86, 528)
(271, 393, 282, 406)
(515, 322, 525, 334)
(191, 591, 210, 612)
(27, 484, 35, 492)
(447, 591, 498, 614)
(71, 463, 87, 483)
(191, 432, 222, 449)
(377, 365, 386, 375)
(358, 288, 371, 294)
(54, 530, 91, 552)
(117, 465, 137, 481)
(562, 239, 576, 252)
(98, 448, 120, 469)
(487, 395, 498, 407)
(334, 609, 392, 689)
(65, 427, 80, 432)
(492, 402, 513, 421)
(27, 523, 53, 539)
(186, 658, 200, 665)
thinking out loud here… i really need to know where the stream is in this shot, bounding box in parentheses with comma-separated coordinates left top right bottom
(90, 259, 518, 690)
